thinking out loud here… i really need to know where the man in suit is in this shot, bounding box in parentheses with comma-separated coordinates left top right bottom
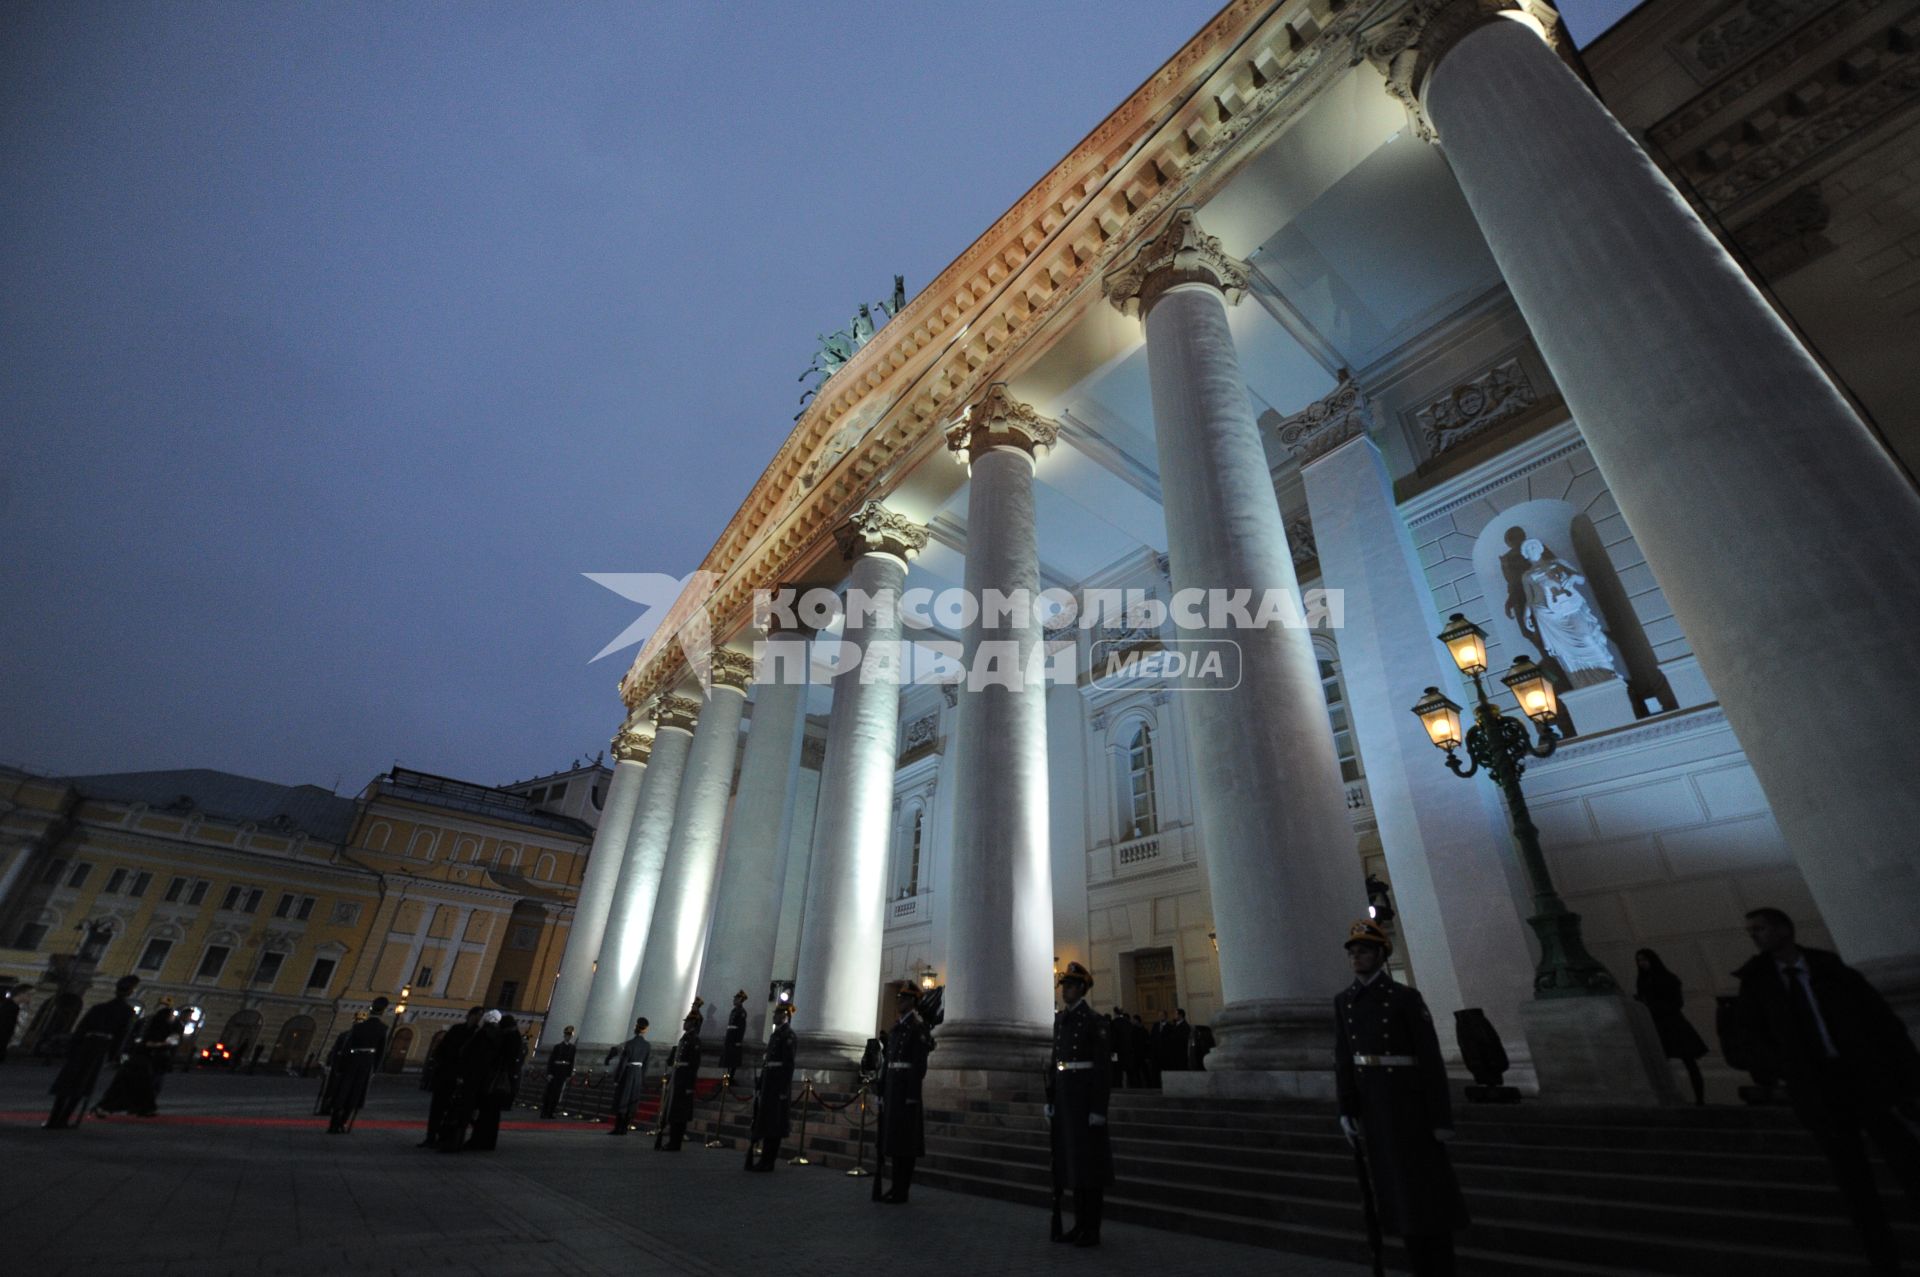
(1734, 906, 1920, 1273)
(608, 1017, 651, 1135)
(44, 975, 140, 1129)
(875, 980, 932, 1204)
(1336, 919, 1467, 1276)
(1049, 964, 1112, 1246)
(745, 1000, 797, 1171)
(540, 1025, 577, 1118)
(421, 1007, 482, 1147)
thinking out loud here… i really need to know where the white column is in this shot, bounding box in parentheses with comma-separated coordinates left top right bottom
(1294, 410, 1538, 1069)
(628, 650, 754, 1033)
(578, 693, 699, 1046)
(543, 724, 650, 1041)
(793, 502, 929, 1070)
(938, 385, 1058, 1072)
(697, 629, 811, 1052)
(1104, 210, 1359, 1086)
(1391, 8, 1920, 1019)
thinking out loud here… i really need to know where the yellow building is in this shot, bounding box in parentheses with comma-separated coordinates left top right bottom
(0, 762, 600, 1070)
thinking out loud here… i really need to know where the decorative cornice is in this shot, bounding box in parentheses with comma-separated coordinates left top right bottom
(833, 500, 930, 563)
(1359, 0, 1566, 143)
(610, 729, 654, 766)
(945, 383, 1060, 461)
(1102, 208, 1250, 317)
(708, 647, 756, 694)
(651, 694, 701, 735)
(1278, 369, 1373, 464)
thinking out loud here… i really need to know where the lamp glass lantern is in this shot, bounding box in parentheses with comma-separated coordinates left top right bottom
(1438, 613, 1489, 677)
(1500, 656, 1560, 725)
(1411, 686, 1465, 751)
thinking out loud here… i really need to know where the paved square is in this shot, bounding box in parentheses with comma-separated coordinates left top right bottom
(0, 1067, 1368, 1276)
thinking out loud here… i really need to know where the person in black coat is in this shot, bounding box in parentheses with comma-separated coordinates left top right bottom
(1733, 907, 1920, 1273)
(744, 1001, 796, 1170)
(421, 1007, 483, 1147)
(660, 999, 704, 1151)
(1048, 964, 1113, 1246)
(0, 986, 22, 1064)
(1336, 919, 1468, 1276)
(1161, 1010, 1191, 1074)
(45, 975, 140, 1129)
(1129, 1015, 1153, 1088)
(95, 999, 179, 1117)
(540, 1024, 577, 1118)
(719, 990, 749, 1079)
(450, 1010, 515, 1151)
(1634, 949, 1710, 1105)
(327, 998, 389, 1133)
(609, 1017, 652, 1135)
(875, 980, 933, 1204)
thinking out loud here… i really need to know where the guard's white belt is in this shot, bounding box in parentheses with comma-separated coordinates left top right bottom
(1353, 1054, 1416, 1067)
(1055, 1061, 1098, 1071)
(764, 1061, 789, 1068)
(887, 1062, 915, 1070)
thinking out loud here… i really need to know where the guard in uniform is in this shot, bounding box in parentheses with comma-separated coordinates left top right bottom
(44, 975, 140, 1129)
(1335, 920, 1468, 1275)
(541, 1025, 577, 1118)
(1047, 962, 1112, 1246)
(720, 990, 749, 1079)
(875, 979, 932, 1204)
(609, 1017, 651, 1135)
(327, 997, 390, 1134)
(659, 999, 704, 1151)
(745, 1000, 797, 1170)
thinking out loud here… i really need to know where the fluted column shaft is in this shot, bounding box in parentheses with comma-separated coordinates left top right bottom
(1423, 17, 1920, 1019)
(629, 657, 753, 1034)
(697, 634, 811, 1053)
(544, 741, 648, 1042)
(579, 698, 698, 1046)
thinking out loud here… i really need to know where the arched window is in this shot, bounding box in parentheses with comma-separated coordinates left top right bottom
(1122, 724, 1158, 839)
(534, 853, 558, 882)
(1318, 657, 1364, 784)
(894, 808, 924, 899)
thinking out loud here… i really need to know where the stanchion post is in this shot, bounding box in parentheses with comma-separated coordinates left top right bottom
(788, 1078, 812, 1166)
(846, 1085, 871, 1177)
(704, 1071, 729, 1148)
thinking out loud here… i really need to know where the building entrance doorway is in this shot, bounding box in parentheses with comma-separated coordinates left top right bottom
(1129, 948, 1177, 1020)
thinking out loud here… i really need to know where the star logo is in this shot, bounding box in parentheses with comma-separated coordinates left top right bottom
(582, 570, 718, 669)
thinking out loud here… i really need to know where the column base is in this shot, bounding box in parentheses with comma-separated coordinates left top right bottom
(795, 1030, 872, 1078)
(1161, 1067, 1338, 1100)
(1518, 995, 1680, 1106)
(1202, 998, 1338, 1075)
(927, 1019, 1051, 1074)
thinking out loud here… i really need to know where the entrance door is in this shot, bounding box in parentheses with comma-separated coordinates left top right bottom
(1130, 948, 1177, 1020)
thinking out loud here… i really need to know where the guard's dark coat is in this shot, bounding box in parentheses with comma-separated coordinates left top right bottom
(331, 1016, 389, 1115)
(751, 1022, 797, 1142)
(878, 1009, 932, 1157)
(720, 1004, 748, 1074)
(665, 1028, 702, 1124)
(610, 1033, 652, 1111)
(49, 996, 137, 1100)
(1334, 974, 1468, 1238)
(1046, 999, 1113, 1192)
(546, 1039, 577, 1079)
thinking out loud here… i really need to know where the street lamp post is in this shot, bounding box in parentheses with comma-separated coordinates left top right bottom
(1411, 614, 1616, 998)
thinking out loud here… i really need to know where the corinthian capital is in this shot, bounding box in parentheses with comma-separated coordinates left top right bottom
(651, 693, 702, 735)
(1275, 370, 1375, 464)
(834, 500, 930, 563)
(946, 383, 1060, 462)
(611, 728, 654, 765)
(708, 647, 756, 694)
(1358, 0, 1565, 142)
(1102, 208, 1250, 318)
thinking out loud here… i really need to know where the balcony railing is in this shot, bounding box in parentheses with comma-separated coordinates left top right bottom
(1117, 833, 1161, 867)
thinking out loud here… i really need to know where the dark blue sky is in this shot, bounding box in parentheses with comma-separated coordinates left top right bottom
(1, 1, 1635, 793)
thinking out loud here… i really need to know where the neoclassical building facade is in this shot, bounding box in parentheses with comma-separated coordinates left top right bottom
(549, 0, 1920, 1101)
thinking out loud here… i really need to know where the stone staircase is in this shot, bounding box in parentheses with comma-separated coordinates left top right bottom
(687, 1087, 1914, 1274)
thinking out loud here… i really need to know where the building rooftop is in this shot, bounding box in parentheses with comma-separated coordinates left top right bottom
(372, 767, 593, 839)
(62, 768, 360, 843)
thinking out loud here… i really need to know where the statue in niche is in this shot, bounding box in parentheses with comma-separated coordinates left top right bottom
(1503, 531, 1625, 689)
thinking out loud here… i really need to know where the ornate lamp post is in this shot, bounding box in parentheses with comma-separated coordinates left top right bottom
(1410, 613, 1616, 997)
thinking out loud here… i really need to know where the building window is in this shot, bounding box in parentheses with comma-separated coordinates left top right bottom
(66, 862, 93, 889)
(187, 880, 209, 906)
(244, 888, 263, 913)
(417, 965, 432, 986)
(164, 876, 187, 902)
(196, 945, 231, 982)
(1319, 657, 1364, 784)
(894, 809, 924, 899)
(221, 885, 242, 911)
(306, 957, 337, 992)
(509, 924, 539, 950)
(38, 857, 70, 885)
(296, 896, 314, 921)
(590, 779, 606, 811)
(497, 980, 519, 1009)
(14, 922, 49, 950)
(129, 871, 152, 898)
(527, 786, 547, 804)
(137, 938, 173, 972)
(252, 951, 285, 986)
(1123, 725, 1158, 839)
(274, 893, 294, 918)
(548, 781, 568, 802)
(105, 868, 128, 895)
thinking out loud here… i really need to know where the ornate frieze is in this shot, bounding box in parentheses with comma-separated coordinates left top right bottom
(1672, 0, 1829, 79)
(1275, 369, 1373, 463)
(1732, 182, 1833, 273)
(1358, 0, 1567, 142)
(1415, 357, 1539, 456)
(1103, 208, 1250, 317)
(611, 728, 654, 765)
(833, 500, 930, 563)
(651, 694, 702, 735)
(899, 712, 940, 761)
(1285, 514, 1319, 570)
(946, 383, 1060, 461)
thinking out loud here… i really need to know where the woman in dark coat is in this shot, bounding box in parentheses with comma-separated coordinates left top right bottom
(95, 1000, 179, 1117)
(1635, 948, 1710, 1104)
(451, 1010, 510, 1151)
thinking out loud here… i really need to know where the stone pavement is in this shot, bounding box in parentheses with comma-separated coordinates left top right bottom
(0, 1066, 1371, 1276)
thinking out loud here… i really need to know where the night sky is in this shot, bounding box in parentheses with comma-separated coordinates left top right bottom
(0, 1, 1640, 793)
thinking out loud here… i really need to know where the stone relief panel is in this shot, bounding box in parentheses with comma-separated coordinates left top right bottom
(1412, 356, 1540, 458)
